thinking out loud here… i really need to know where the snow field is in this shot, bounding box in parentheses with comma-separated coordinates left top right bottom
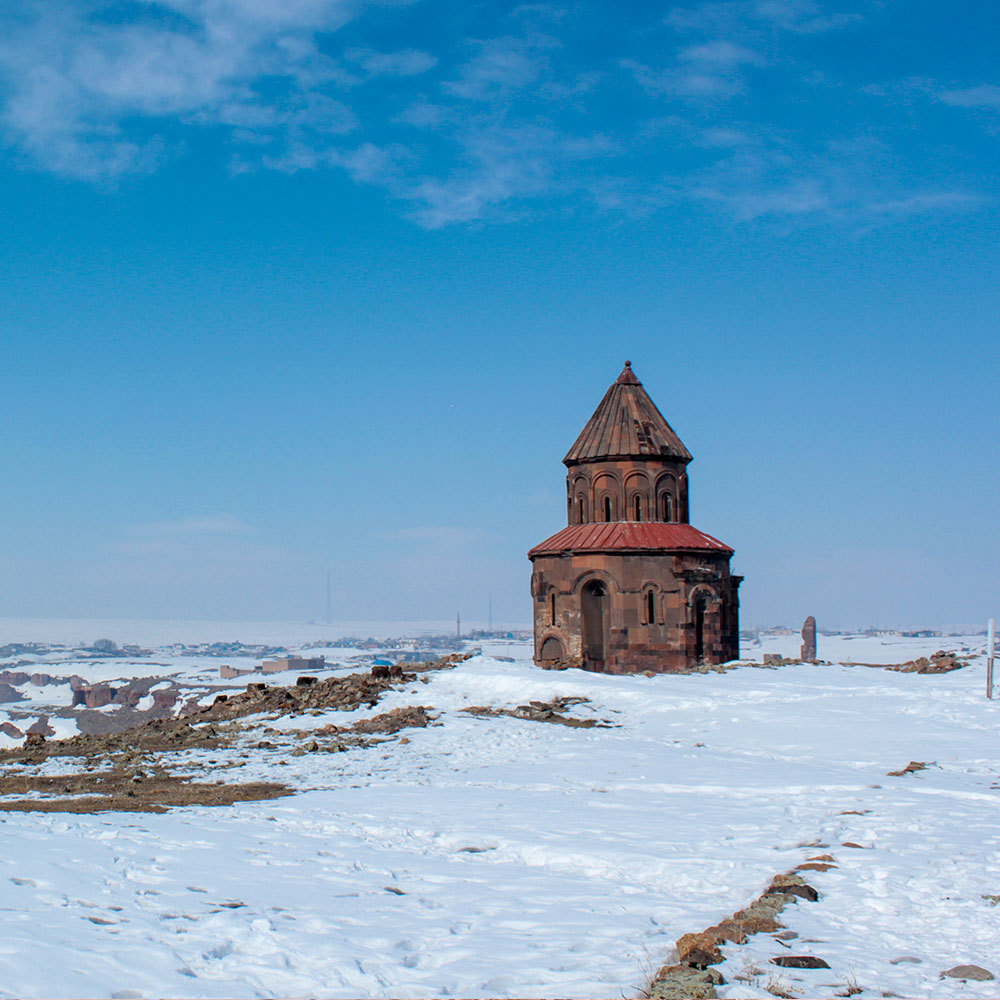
(0, 633, 997, 998)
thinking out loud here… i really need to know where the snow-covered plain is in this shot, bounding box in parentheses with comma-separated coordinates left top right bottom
(1, 628, 997, 999)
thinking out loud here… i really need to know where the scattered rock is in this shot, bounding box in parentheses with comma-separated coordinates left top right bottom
(648, 964, 723, 999)
(676, 931, 723, 968)
(462, 696, 612, 728)
(771, 955, 830, 969)
(889, 956, 922, 965)
(766, 873, 819, 901)
(887, 650, 968, 674)
(706, 918, 747, 945)
(887, 760, 932, 776)
(941, 965, 994, 981)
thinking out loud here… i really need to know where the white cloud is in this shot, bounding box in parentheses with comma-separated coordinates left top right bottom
(867, 191, 984, 215)
(0, 0, 367, 179)
(0, 0, 985, 232)
(346, 47, 437, 77)
(444, 34, 557, 101)
(936, 84, 1000, 111)
(623, 40, 763, 99)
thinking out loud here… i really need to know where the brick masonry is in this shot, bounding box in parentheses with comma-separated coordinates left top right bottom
(528, 362, 742, 673)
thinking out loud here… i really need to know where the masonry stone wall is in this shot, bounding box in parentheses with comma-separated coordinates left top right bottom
(531, 549, 741, 672)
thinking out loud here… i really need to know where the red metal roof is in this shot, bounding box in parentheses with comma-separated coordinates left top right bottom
(528, 521, 733, 558)
(563, 362, 692, 466)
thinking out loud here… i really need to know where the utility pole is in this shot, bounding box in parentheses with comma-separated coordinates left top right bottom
(988, 617, 996, 700)
(456, 612, 461, 638)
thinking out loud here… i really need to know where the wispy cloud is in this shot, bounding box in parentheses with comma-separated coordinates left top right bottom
(444, 33, 557, 101)
(624, 40, 764, 99)
(0, 0, 987, 229)
(346, 47, 437, 77)
(936, 84, 1000, 111)
(666, 0, 862, 36)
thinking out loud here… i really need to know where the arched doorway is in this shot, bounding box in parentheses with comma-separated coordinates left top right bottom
(581, 580, 608, 665)
(539, 636, 564, 661)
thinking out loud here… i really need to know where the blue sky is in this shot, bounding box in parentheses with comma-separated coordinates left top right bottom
(0, 0, 997, 630)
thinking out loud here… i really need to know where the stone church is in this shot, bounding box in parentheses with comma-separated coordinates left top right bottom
(528, 362, 742, 673)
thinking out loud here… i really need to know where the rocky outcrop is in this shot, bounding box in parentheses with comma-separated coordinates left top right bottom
(0, 683, 25, 703)
(72, 685, 115, 708)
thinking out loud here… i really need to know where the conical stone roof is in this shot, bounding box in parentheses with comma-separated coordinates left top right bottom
(563, 361, 692, 466)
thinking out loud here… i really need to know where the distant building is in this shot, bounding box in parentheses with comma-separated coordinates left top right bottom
(258, 656, 325, 674)
(528, 362, 742, 673)
(220, 656, 325, 679)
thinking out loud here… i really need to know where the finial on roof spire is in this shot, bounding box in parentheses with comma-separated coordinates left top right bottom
(615, 360, 641, 385)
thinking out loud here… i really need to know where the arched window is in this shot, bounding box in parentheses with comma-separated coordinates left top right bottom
(634, 495, 642, 521)
(604, 496, 612, 522)
(646, 590, 655, 623)
(577, 496, 585, 524)
(550, 592, 557, 625)
(660, 493, 673, 522)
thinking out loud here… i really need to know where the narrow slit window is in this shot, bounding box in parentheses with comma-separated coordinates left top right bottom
(661, 493, 672, 522)
(604, 496, 612, 522)
(550, 592, 556, 625)
(577, 497, 584, 524)
(634, 495, 641, 521)
(646, 590, 655, 623)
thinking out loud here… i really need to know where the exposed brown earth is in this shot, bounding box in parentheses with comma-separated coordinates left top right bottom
(0, 656, 468, 814)
(0, 768, 290, 814)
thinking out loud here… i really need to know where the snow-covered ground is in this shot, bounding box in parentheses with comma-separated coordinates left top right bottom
(0, 629, 997, 999)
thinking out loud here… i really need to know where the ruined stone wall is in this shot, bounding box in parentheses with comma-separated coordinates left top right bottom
(530, 549, 740, 672)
